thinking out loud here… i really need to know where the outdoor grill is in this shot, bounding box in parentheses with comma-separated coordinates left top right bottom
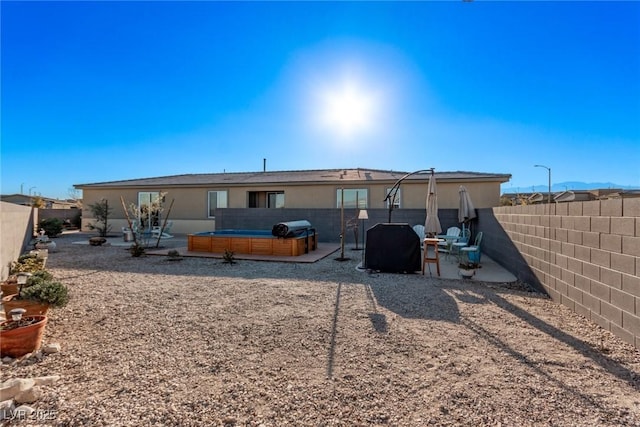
(364, 223, 421, 273)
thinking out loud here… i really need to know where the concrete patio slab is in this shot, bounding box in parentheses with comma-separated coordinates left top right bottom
(70, 233, 516, 282)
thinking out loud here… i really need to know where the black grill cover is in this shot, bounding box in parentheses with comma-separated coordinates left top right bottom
(364, 223, 421, 273)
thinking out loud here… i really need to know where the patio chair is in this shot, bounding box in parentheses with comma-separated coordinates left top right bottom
(437, 226, 461, 255)
(412, 224, 425, 241)
(413, 224, 426, 252)
(461, 231, 483, 265)
(450, 228, 471, 262)
(151, 220, 174, 239)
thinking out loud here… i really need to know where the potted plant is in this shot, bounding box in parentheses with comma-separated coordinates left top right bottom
(33, 230, 57, 252)
(458, 261, 477, 279)
(1, 270, 51, 298)
(9, 253, 46, 274)
(0, 308, 48, 358)
(1, 276, 18, 297)
(39, 218, 64, 238)
(2, 277, 69, 318)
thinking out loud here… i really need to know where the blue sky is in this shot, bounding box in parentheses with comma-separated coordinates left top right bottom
(2, 1, 639, 200)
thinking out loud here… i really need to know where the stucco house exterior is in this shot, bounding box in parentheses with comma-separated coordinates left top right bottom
(75, 168, 511, 241)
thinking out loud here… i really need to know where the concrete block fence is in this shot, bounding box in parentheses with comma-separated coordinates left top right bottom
(215, 208, 461, 247)
(490, 199, 640, 348)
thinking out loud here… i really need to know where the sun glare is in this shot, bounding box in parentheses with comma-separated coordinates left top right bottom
(315, 80, 378, 139)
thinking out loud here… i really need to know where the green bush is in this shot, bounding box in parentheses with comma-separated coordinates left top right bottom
(40, 218, 64, 237)
(26, 270, 54, 287)
(10, 254, 46, 274)
(21, 280, 69, 307)
(129, 242, 145, 257)
(17, 253, 37, 262)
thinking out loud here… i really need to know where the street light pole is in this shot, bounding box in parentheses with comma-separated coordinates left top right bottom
(534, 165, 551, 204)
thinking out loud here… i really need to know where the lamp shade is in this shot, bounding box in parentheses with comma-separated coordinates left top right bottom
(358, 209, 369, 220)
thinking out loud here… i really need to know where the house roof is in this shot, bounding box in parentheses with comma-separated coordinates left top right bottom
(75, 168, 511, 189)
(0, 194, 78, 207)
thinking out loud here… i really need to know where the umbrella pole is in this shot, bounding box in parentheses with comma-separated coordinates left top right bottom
(340, 188, 345, 258)
(335, 188, 350, 261)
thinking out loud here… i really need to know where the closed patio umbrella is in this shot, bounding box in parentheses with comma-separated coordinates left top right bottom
(424, 170, 442, 237)
(458, 185, 476, 233)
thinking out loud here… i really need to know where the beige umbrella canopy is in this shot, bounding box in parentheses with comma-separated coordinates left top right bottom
(458, 185, 476, 227)
(424, 170, 442, 237)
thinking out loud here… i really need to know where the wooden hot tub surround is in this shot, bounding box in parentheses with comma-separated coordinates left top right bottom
(188, 230, 318, 257)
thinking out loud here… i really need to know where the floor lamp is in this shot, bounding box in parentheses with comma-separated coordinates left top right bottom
(358, 209, 368, 265)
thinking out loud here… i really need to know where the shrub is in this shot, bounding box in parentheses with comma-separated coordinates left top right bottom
(87, 199, 113, 237)
(129, 242, 145, 257)
(39, 218, 64, 237)
(10, 254, 46, 274)
(222, 249, 236, 264)
(26, 270, 54, 287)
(21, 280, 69, 307)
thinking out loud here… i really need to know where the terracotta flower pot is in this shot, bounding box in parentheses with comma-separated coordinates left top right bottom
(0, 315, 48, 358)
(2, 294, 50, 318)
(1, 282, 19, 297)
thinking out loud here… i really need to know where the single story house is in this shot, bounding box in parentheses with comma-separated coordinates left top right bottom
(501, 188, 640, 206)
(75, 168, 511, 242)
(0, 194, 79, 209)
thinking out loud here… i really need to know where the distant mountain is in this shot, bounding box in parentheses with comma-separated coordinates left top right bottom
(502, 182, 639, 194)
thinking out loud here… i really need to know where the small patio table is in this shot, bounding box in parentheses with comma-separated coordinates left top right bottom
(436, 234, 459, 260)
(422, 238, 444, 276)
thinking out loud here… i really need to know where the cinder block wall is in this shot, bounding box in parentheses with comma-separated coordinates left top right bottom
(215, 208, 461, 246)
(39, 208, 81, 224)
(492, 199, 640, 348)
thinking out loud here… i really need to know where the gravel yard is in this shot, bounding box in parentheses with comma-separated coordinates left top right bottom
(2, 233, 639, 426)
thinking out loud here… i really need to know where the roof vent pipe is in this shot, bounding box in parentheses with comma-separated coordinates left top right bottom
(263, 158, 266, 172)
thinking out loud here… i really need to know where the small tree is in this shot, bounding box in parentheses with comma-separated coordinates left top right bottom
(87, 198, 112, 237)
(67, 187, 83, 210)
(346, 214, 361, 249)
(121, 192, 170, 256)
(31, 196, 46, 208)
(39, 218, 64, 237)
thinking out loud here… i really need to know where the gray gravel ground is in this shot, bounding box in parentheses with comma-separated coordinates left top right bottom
(1, 232, 639, 426)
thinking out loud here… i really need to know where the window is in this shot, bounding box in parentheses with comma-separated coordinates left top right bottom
(248, 191, 284, 208)
(386, 187, 401, 209)
(208, 191, 228, 217)
(138, 192, 163, 229)
(268, 192, 285, 208)
(337, 189, 367, 209)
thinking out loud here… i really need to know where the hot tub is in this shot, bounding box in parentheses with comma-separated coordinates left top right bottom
(188, 229, 318, 256)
